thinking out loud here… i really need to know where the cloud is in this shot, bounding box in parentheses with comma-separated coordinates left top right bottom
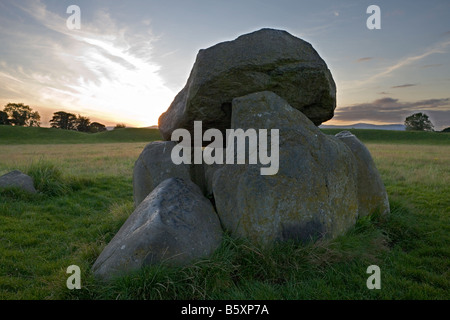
(371, 46, 446, 81)
(297, 23, 338, 38)
(420, 64, 443, 68)
(343, 39, 450, 91)
(391, 84, 418, 89)
(385, 10, 404, 17)
(0, 0, 175, 126)
(356, 57, 374, 63)
(334, 97, 450, 130)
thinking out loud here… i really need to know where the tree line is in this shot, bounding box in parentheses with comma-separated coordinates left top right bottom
(0, 103, 40, 127)
(0, 102, 126, 133)
(1, 102, 448, 133)
(404, 112, 450, 132)
(49, 111, 107, 133)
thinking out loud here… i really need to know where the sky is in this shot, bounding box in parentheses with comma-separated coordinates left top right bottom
(0, 0, 449, 129)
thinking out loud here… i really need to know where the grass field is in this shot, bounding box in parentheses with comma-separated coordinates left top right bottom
(0, 125, 162, 144)
(0, 126, 449, 300)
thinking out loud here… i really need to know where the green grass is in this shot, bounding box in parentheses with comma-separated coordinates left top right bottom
(0, 127, 449, 300)
(0, 174, 132, 299)
(1, 125, 448, 145)
(0, 125, 162, 144)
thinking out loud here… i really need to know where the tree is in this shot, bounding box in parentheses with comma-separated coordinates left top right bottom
(114, 123, 126, 130)
(404, 112, 434, 131)
(0, 111, 9, 125)
(89, 122, 107, 133)
(442, 127, 450, 133)
(76, 115, 91, 132)
(3, 103, 40, 127)
(50, 111, 77, 130)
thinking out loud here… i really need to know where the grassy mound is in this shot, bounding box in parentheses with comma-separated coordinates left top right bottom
(0, 125, 162, 144)
(1, 125, 449, 145)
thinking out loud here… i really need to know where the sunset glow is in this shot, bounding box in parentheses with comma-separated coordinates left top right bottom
(1, 0, 449, 129)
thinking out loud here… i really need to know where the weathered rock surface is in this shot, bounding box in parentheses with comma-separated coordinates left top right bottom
(158, 28, 336, 141)
(335, 131, 390, 217)
(133, 141, 210, 206)
(0, 170, 37, 193)
(204, 161, 224, 197)
(93, 177, 223, 280)
(133, 141, 191, 207)
(212, 91, 359, 245)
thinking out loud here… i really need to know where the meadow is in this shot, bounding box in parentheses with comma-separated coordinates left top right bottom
(0, 125, 449, 300)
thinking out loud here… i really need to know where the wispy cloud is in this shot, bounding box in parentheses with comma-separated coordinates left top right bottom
(391, 83, 418, 89)
(0, 0, 174, 126)
(356, 57, 374, 63)
(0, 71, 24, 84)
(420, 63, 443, 68)
(369, 44, 448, 83)
(342, 39, 450, 91)
(385, 10, 404, 18)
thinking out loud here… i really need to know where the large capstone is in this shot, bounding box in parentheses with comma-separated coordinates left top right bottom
(158, 28, 336, 141)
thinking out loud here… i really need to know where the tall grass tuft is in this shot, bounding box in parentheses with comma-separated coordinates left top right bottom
(25, 160, 71, 196)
